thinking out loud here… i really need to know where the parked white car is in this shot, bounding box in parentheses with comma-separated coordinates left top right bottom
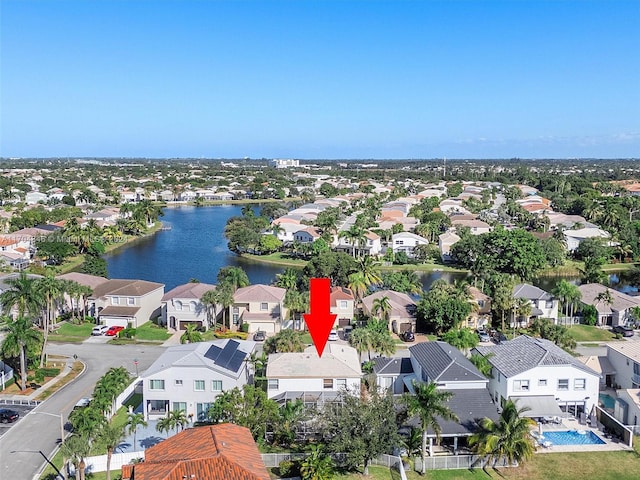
(91, 325, 109, 336)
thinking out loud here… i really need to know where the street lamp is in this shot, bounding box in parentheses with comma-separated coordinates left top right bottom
(133, 358, 139, 377)
(30, 410, 66, 446)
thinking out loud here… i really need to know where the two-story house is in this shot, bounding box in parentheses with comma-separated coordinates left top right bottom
(578, 283, 640, 327)
(406, 342, 499, 455)
(438, 231, 460, 262)
(512, 283, 558, 326)
(473, 335, 600, 419)
(467, 286, 492, 330)
(266, 344, 361, 406)
(90, 279, 165, 328)
(391, 232, 429, 258)
(450, 218, 492, 235)
(0, 235, 31, 270)
(361, 290, 417, 334)
(161, 282, 219, 331)
(606, 342, 640, 389)
(330, 286, 355, 327)
(141, 339, 256, 421)
(293, 227, 322, 244)
(232, 284, 286, 334)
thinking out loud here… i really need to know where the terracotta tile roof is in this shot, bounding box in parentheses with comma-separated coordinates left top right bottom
(0, 237, 18, 247)
(162, 283, 217, 301)
(121, 424, 270, 480)
(234, 284, 286, 303)
(330, 286, 354, 303)
(92, 279, 164, 298)
(56, 272, 110, 289)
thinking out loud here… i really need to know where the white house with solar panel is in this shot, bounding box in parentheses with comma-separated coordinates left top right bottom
(141, 339, 256, 421)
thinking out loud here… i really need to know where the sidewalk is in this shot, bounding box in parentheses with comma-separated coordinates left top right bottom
(0, 355, 75, 403)
(162, 330, 183, 346)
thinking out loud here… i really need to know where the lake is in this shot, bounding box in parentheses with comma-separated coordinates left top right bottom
(105, 205, 637, 294)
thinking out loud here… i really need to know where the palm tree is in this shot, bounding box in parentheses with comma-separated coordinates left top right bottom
(348, 272, 368, 303)
(284, 290, 309, 330)
(126, 412, 147, 451)
(349, 327, 372, 359)
(167, 409, 189, 433)
(300, 444, 335, 480)
(200, 289, 220, 329)
(0, 272, 43, 319)
(217, 266, 250, 291)
(469, 399, 536, 468)
(60, 433, 92, 480)
(35, 273, 66, 367)
(96, 423, 126, 480)
(0, 316, 43, 390)
(68, 406, 107, 437)
(180, 323, 203, 344)
(217, 285, 234, 330)
(469, 352, 494, 378)
(339, 225, 366, 257)
(275, 268, 299, 291)
(264, 329, 305, 354)
(275, 400, 305, 447)
(359, 255, 382, 288)
(513, 297, 533, 331)
(403, 381, 458, 475)
(156, 416, 172, 438)
(372, 295, 392, 331)
(492, 276, 515, 332)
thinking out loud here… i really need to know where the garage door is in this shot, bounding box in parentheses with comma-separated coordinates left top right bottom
(248, 322, 276, 334)
(101, 317, 129, 328)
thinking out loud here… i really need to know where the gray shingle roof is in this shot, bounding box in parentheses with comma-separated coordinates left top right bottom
(409, 342, 486, 383)
(473, 335, 599, 378)
(513, 283, 552, 301)
(373, 357, 413, 375)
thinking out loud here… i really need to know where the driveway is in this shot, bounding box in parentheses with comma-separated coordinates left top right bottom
(0, 342, 165, 480)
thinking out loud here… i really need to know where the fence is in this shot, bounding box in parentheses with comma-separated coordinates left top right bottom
(0, 398, 41, 406)
(0, 360, 14, 391)
(557, 316, 582, 326)
(72, 451, 145, 474)
(111, 378, 142, 419)
(414, 455, 514, 471)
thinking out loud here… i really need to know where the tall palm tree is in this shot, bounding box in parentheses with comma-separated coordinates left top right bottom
(372, 295, 392, 331)
(97, 423, 126, 480)
(200, 289, 220, 329)
(339, 225, 366, 258)
(0, 316, 43, 390)
(349, 327, 372, 359)
(35, 273, 66, 367)
(284, 290, 309, 330)
(167, 409, 189, 434)
(217, 285, 235, 330)
(217, 266, 250, 291)
(126, 412, 147, 452)
(0, 272, 43, 319)
(359, 255, 382, 288)
(469, 399, 536, 468)
(275, 268, 299, 291)
(156, 416, 172, 438)
(348, 272, 368, 303)
(60, 433, 92, 480)
(403, 381, 458, 475)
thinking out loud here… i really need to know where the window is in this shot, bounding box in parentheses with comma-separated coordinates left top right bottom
(194, 380, 205, 391)
(111, 297, 119, 305)
(175, 379, 183, 386)
(574, 378, 586, 390)
(558, 379, 569, 391)
(149, 379, 165, 390)
(212, 380, 223, 392)
(336, 379, 347, 389)
(546, 300, 554, 308)
(513, 380, 529, 392)
(260, 302, 268, 311)
(175, 300, 183, 311)
(268, 379, 279, 390)
(323, 378, 334, 389)
(196, 402, 213, 421)
(149, 400, 167, 412)
(339, 301, 348, 309)
(477, 300, 485, 308)
(396, 240, 404, 245)
(128, 297, 135, 306)
(233, 314, 239, 325)
(538, 379, 547, 387)
(172, 402, 186, 412)
(189, 301, 197, 312)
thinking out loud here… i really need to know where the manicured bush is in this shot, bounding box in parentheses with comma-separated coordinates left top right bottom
(240, 323, 250, 333)
(213, 331, 248, 340)
(120, 327, 137, 339)
(278, 459, 300, 477)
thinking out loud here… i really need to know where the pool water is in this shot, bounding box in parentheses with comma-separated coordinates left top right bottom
(541, 430, 605, 446)
(599, 393, 616, 410)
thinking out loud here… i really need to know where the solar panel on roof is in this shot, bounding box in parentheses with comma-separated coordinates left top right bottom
(216, 340, 239, 369)
(226, 350, 247, 373)
(204, 345, 222, 362)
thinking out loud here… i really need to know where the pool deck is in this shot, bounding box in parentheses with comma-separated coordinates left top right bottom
(534, 417, 633, 453)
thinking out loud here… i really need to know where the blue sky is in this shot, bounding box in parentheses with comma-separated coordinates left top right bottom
(1, 0, 638, 159)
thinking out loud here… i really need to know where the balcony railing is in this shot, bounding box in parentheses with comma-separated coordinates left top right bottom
(631, 374, 640, 386)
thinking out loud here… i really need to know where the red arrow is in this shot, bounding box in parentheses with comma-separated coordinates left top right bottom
(304, 278, 337, 357)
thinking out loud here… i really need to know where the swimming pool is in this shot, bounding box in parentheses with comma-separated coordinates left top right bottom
(599, 393, 616, 410)
(541, 430, 605, 446)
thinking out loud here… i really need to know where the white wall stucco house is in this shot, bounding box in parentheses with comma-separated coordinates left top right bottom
(141, 339, 256, 421)
(512, 283, 559, 326)
(606, 342, 640, 389)
(474, 335, 600, 418)
(231, 284, 286, 333)
(391, 232, 429, 258)
(161, 282, 220, 331)
(578, 283, 640, 327)
(90, 279, 165, 328)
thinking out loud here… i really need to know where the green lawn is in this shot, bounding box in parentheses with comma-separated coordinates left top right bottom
(135, 321, 172, 341)
(567, 325, 616, 342)
(48, 321, 94, 342)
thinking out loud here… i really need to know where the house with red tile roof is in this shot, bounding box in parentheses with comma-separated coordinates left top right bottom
(121, 423, 270, 480)
(232, 284, 287, 334)
(330, 286, 355, 327)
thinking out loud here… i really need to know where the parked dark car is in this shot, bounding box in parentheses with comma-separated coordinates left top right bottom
(253, 330, 266, 342)
(0, 408, 19, 423)
(400, 331, 415, 342)
(613, 325, 635, 337)
(493, 332, 508, 344)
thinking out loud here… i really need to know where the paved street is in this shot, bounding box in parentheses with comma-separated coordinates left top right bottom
(0, 342, 164, 480)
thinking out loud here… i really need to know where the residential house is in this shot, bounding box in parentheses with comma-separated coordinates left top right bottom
(266, 344, 361, 405)
(438, 231, 460, 262)
(90, 279, 165, 328)
(606, 343, 640, 389)
(466, 286, 492, 330)
(56, 272, 109, 314)
(330, 286, 355, 327)
(361, 290, 417, 334)
(614, 389, 640, 431)
(406, 342, 499, 455)
(232, 284, 286, 333)
(512, 283, 559, 326)
(293, 227, 322, 244)
(564, 227, 612, 253)
(391, 232, 429, 258)
(334, 230, 382, 257)
(141, 339, 256, 420)
(161, 282, 219, 331)
(450, 218, 492, 235)
(25, 191, 48, 204)
(272, 222, 300, 243)
(474, 335, 600, 418)
(371, 357, 413, 394)
(0, 234, 31, 270)
(578, 283, 640, 327)
(121, 423, 270, 480)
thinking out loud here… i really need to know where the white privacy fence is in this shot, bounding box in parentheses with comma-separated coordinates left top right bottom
(71, 452, 145, 474)
(414, 455, 514, 471)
